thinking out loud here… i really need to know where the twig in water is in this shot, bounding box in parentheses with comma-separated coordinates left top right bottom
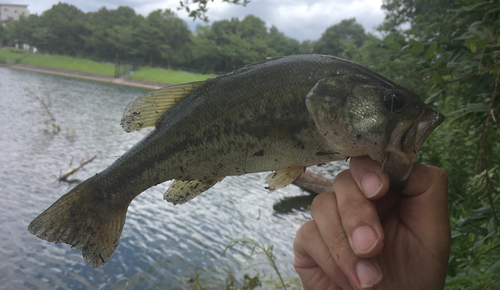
(59, 154, 98, 182)
(292, 170, 333, 195)
(24, 87, 60, 132)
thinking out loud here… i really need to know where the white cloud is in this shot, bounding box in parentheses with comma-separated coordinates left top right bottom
(4, 0, 386, 41)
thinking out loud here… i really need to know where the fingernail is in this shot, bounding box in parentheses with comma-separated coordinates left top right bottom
(349, 280, 359, 290)
(360, 173, 382, 198)
(352, 225, 378, 254)
(356, 259, 382, 288)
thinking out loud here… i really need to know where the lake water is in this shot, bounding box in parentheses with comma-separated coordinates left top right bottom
(0, 67, 346, 289)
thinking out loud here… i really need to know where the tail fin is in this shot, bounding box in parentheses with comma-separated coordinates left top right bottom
(28, 177, 129, 268)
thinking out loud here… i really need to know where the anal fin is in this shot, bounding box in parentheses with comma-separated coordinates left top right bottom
(265, 166, 305, 193)
(164, 177, 225, 205)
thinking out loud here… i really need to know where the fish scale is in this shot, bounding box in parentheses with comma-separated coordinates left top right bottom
(28, 54, 444, 267)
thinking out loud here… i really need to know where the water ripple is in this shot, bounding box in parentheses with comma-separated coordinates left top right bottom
(0, 67, 343, 289)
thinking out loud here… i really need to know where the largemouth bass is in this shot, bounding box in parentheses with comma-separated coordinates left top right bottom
(28, 54, 444, 268)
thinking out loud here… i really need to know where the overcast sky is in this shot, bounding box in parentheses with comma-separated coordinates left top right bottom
(3, 0, 386, 41)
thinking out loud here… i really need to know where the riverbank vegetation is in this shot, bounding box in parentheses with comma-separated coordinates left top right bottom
(0, 3, 370, 74)
(0, 46, 30, 64)
(0, 48, 217, 83)
(22, 53, 116, 76)
(2, 0, 500, 289)
(128, 66, 218, 84)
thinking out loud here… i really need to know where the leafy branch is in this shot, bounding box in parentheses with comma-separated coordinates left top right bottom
(178, 0, 250, 22)
(483, 275, 500, 290)
(480, 74, 500, 234)
(442, 61, 499, 85)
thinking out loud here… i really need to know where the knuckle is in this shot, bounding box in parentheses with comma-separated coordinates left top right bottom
(337, 196, 370, 217)
(311, 191, 334, 213)
(423, 164, 449, 189)
(333, 169, 352, 185)
(434, 166, 448, 183)
(295, 220, 318, 242)
(332, 227, 349, 247)
(332, 169, 357, 195)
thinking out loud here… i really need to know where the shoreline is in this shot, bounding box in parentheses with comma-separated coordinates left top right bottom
(8, 64, 167, 90)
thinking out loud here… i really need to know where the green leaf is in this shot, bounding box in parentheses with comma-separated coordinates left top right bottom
(386, 42, 401, 51)
(488, 217, 498, 234)
(409, 39, 424, 54)
(465, 37, 477, 53)
(242, 274, 261, 290)
(487, 259, 500, 275)
(445, 277, 474, 287)
(364, 42, 378, 51)
(491, 64, 500, 75)
(477, 38, 488, 48)
(469, 42, 477, 53)
(414, 14, 426, 22)
(425, 89, 444, 104)
(465, 102, 489, 113)
(469, 20, 483, 28)
(432, 73, 443, 86)
(423, 42, 438, 60)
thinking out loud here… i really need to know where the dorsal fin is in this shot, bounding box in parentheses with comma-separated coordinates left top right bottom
(240, 56, 283, 69)
(120, 81, 207, 132)
(266, 56, 283, 60)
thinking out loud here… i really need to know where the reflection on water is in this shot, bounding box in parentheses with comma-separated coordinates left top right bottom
(0, 67, 347, 289)
(273, 195, 315, 215)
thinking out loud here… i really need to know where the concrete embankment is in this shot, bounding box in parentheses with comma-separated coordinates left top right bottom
(9, 64, 167, 90)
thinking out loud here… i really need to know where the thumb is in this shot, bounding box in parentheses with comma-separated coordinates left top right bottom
(400, 164, 450, 252)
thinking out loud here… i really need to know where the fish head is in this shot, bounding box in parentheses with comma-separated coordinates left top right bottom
(306, 69, 444, 189)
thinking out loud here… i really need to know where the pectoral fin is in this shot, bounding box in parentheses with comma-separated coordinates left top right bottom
(164, 177, 225, 205)
(120, 81, 209, 132)
(265, 166, 306, 193)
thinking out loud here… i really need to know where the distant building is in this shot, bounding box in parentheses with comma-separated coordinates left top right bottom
(0, 3, 29, 25)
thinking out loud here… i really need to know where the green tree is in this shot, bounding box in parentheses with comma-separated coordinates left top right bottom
(83, 6, 140, 61)
(298, 40, 315, 54)
(131, 14, 169, 67)
(184, 15, 300, 72)
(106, 24, 134, 62)
(314, 18, 373, 58)
(4, 14, 40, 49)
(37, 3, 87, 56)
(266, 26, 301, 56)
(178, 0, 250, 22)
(130, 9, 190, 67)
(180, 25, 221, 71)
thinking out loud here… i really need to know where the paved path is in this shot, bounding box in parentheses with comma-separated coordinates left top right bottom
(11, 64, 168, 90)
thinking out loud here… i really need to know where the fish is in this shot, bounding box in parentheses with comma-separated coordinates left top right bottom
(28, 54, 444, 268)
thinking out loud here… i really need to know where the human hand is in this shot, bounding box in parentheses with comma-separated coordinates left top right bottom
(293, 156, 450, 289)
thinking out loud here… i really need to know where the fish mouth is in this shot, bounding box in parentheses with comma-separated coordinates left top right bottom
(382, 108, 445, 190)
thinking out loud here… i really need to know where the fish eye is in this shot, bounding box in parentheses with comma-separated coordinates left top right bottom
(382, 93, 405, 112)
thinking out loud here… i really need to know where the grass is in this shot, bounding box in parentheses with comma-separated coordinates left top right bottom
(21, 54, 116, 76)
(0, 47, 31, 64)
(130, 66, 218, 84)
(1, 48, 218, 84)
